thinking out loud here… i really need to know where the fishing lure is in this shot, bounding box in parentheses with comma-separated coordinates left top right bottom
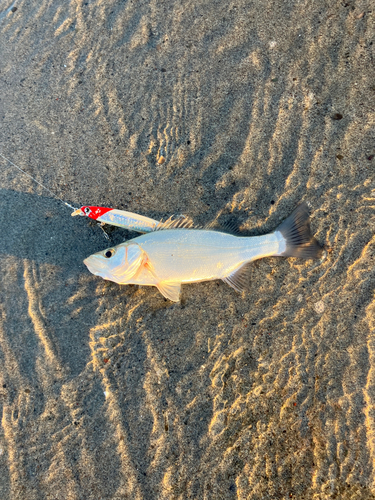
(84, 203, 322, 302)
(71, 205, 191, 234)
(71, 206, 160, 233)
(0, 153, 166, 235)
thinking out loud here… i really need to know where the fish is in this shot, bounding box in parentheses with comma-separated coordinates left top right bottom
(83, 203, 322, 302)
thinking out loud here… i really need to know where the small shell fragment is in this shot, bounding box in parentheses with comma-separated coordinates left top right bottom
(314, 300, 325, 314)
(158, 156, 166, 164)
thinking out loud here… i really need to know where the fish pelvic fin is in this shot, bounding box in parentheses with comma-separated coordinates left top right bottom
(222, 263, 252, 293)
(156, 281, 182, 302)
(276, 202, 322, 259)
(154, 215, 195, 231)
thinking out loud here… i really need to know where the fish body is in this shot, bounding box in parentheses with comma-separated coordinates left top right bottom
(132, 229, 283, 284)
(83, 203, 322, 302)
(85, 228, 279, 301)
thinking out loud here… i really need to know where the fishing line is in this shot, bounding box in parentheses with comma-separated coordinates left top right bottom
(0, 152, 79, 211)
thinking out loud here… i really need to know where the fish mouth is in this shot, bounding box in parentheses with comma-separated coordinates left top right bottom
(83, 258, 106, 278)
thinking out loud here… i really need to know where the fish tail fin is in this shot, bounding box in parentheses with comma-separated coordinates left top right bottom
(275, 203, 322, 259)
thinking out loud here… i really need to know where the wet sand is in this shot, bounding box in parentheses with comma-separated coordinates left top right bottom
(0, 0, 375, 498)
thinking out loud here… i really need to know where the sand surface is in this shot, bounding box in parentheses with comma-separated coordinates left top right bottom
(0, 0, 375, 498)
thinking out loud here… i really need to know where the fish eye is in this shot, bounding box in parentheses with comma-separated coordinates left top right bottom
(84, 207, 91, 214)
(104, 249, 114, 258)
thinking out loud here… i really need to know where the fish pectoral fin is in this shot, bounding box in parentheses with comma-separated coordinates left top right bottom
(222, 263, 252, 293)
(156, 281, 182, 302)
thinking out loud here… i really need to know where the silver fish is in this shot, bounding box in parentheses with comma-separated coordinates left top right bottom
(83, 203, 322, 302)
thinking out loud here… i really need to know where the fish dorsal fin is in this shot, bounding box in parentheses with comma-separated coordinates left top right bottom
(156, 281, 182, 302)
(204, 219, 242, 235)
(154, 215, 195, 231)
(220, 219, 242, 235)
(222, 262, 252, 293)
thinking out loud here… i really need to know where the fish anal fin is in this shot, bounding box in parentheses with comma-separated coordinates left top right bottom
(154, 215, 195, 231)
(222, 263, 252, 293)
(156, 282, 182, 302)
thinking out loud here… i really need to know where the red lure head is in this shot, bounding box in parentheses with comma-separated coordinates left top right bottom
(80, 206, 113, 220)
